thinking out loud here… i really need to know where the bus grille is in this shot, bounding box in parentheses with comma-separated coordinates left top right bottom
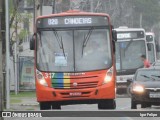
(52, 81, 98, 89)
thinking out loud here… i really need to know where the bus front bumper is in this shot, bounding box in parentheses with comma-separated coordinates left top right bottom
(36, 83, 115, 102)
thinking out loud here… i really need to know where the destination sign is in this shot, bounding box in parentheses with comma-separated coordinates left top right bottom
(117, 33, 132, 39)
(117, 31, 145, 39)
(37, 16, 108, 28)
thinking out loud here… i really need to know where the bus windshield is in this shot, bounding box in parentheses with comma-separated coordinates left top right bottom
(116, 40, 146, 71)
(36, 27, 112, 72)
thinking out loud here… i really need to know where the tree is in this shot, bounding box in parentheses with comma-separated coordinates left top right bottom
(10, 0, 22, 27)
(9, 0, 33, 55)
(9, 0, 33, 94)
(133, 0, 160, 29)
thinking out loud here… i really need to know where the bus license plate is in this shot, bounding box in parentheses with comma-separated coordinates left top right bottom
(117, 85, 126, 88)
(149, 92, 160, 98)
(69, 92, 81, 96)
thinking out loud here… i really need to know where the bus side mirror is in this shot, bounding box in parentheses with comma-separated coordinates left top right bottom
(112, 30, 117, 42)
(147, 43, 151, 51)
(112, 29, 117, 53)
(30, 33, 36, 50)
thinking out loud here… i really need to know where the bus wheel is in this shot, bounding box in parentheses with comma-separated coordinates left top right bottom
(39, 102, 51, 110)
(98, 99, 116, 109)
(146, 103, 151, 108)
(131, 99, 137, 109)
(52, 103, 61, 109)
(141, 102, 148, 108)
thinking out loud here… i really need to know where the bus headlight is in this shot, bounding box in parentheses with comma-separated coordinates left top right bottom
(103, 67, 113, 84)
(37, 73, 48, 87)
(39, 79, 48, 87)
(133, 85, 144, 93)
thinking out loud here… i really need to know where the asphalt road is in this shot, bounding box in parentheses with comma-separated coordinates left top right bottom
(60, 96, 131, 111)
(3, 95, 160, 120)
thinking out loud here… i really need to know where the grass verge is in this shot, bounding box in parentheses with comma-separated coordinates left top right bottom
(10, 91, 36, 98)
(11, 99, 22, 104)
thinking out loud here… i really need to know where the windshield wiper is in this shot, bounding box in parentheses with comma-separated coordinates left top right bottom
(52, 29, 66, 60)
(124, 39, 133, 52)
(82, 28, 94, 56)
(53, 30, 62, 48)
(151, 75, 160, 78)
(140, 75, 156, 81)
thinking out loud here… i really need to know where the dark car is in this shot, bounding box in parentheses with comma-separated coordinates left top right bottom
(129, 68, 160, 109)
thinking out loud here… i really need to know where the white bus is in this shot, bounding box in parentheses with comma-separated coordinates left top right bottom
(146, 32, 157, 64)
(115, 27, 148, 94)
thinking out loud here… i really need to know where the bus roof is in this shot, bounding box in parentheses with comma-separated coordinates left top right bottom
(114, 27, 145, 32)
(37, 10, 110, 19)
(146, 32, 155, 36)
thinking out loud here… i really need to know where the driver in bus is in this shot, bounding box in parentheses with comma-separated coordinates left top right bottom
(140, 55, 151, 68)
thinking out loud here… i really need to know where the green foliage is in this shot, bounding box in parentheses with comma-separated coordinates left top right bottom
(18, 29, 30, 40)
(9, 0, 33, 42)
(11, 99, 22, 104)
(10, 91, 36, 98)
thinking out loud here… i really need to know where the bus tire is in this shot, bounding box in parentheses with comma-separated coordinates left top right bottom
(52, 103, 61, 109)
(143, 103, 151, 108)
(39, 102, 51, 110)
(98, 99, 116, 109)
(141, 102, 147, 108)
(131, 99, 137, 109)
(146, 103, 151, 108)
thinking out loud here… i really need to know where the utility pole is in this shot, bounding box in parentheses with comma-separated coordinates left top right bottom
(52, 0, 56, 13)
(5, 0, 10, 109)
(40, 0, 43, 15)
(0, 0, 4, 116)
(131, 0, 134, 27)
(14, 0, 18, 95)
(90, 0, 94, 12)
(140, 13, 142, 28)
